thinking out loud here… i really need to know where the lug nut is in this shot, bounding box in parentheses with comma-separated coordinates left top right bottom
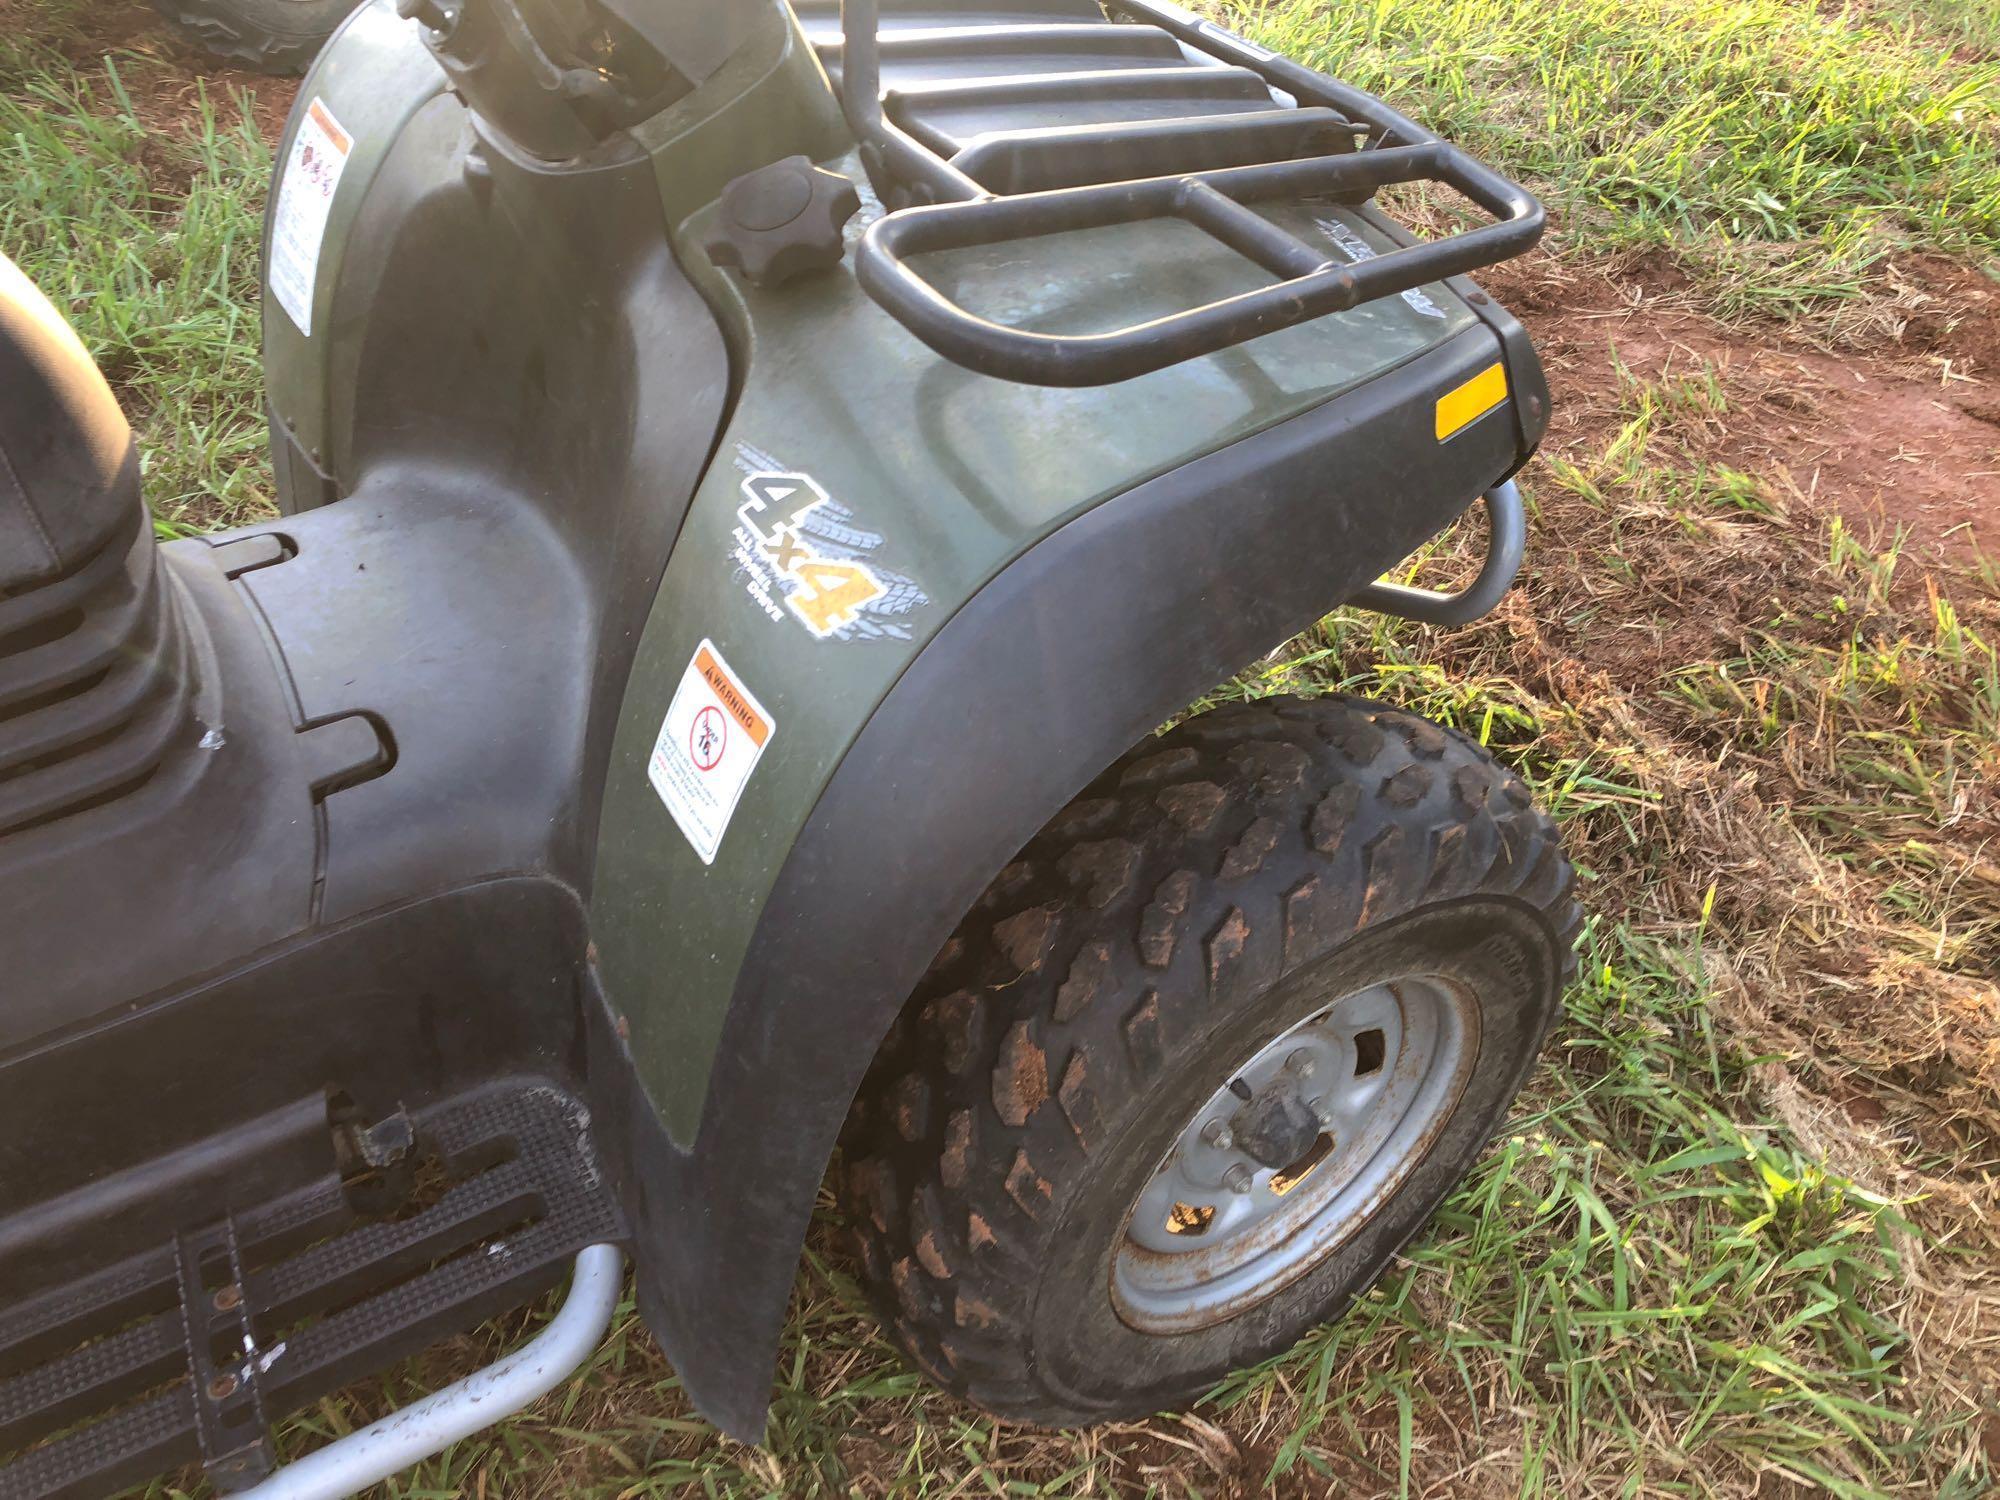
(1224, 1164, 1254, 1195)
(1286, 1049, 1316, 1079)
(1201, 1120, 1233, 1151)
(1309, 1096, 1335, 1128)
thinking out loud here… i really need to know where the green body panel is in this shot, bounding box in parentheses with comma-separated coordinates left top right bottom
(592, 195, 1479, 1141)
(261, 0, 447, 471)
(630, 6, 848, 227)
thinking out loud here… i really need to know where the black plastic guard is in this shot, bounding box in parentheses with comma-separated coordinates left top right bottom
(0, 1081, 622, 1500)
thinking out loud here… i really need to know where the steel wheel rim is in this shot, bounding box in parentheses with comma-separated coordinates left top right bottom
(1111, 975, 1479, 1334)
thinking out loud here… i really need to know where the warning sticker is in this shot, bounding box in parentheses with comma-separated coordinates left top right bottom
(268, 98, 354, 338)
(648, 640, 775, 865)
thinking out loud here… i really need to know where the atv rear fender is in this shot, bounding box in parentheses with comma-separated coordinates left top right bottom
(595, 317, 1539, 1438)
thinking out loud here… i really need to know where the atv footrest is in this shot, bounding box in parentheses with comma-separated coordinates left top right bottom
(0, 1081, 624, 1500)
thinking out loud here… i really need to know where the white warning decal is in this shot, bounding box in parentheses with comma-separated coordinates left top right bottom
(269, 98, 354, 338)
(648, 640, 774, 865)
(729, 444, 930, 642)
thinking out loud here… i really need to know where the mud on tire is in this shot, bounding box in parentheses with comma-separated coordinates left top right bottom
(152, 0, 356, 74)
(838, 694, 1582, 1425)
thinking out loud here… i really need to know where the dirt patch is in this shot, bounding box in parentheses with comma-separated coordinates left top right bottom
(1888, 252, 2000, 376)
(1485, 247, 2000, 566)
(39, 0, 297, 142)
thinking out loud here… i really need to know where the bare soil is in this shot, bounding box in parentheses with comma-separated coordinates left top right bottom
(1484, 247, 2000, 567)
(31, 0, 298, 141)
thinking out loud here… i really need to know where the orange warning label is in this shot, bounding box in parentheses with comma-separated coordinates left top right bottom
(695, 645, 771, 747)
(649, 640, 775, 865)
(306, 98, 352, 154)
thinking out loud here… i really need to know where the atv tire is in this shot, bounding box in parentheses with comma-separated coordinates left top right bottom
(152, 0, 355, 75)
(839, 694, 1580, 1425)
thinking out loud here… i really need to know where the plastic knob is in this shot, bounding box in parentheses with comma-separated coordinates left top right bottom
(703, 156, 861, 289)
(397, 0, 454, 32)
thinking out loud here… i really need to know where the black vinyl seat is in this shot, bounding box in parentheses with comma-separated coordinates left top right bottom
(0, 254, 196, 837)
(0, 255, 140, 598)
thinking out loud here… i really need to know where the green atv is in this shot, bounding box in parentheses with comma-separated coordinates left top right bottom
(0, 1, 1578, 1494)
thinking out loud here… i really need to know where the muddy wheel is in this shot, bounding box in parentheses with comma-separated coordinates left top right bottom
(152, 0, 356, 74)
(838, 694, 1580, 1424)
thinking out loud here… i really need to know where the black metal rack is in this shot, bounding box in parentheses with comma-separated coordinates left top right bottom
(835, 0, 1545, 387)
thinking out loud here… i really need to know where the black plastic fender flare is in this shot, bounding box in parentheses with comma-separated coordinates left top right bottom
(594, 323, 1545, 1439)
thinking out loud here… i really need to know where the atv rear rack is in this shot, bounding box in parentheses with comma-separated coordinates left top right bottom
(837, 0, 1545, 386)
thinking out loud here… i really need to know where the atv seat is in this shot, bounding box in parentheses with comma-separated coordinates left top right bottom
(0, 258, 198, 843)
(0, 259, 139, 595)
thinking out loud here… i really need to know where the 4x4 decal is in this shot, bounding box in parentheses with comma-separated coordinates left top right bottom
(728, 444, 930, 642)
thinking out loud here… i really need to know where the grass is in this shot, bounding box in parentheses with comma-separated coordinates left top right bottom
(1880, 0, 2000, 59)
(4, 0, 1997, 1495)
(1228, 0, 2000, 322)
(0, 15, 273, 532)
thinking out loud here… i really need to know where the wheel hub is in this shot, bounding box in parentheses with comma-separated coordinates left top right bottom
(1111, 976, 1479, 1335)
(1226, 1074, 1323, 1170)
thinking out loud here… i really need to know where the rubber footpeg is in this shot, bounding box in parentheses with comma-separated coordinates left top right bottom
(704, 156, 861, 289)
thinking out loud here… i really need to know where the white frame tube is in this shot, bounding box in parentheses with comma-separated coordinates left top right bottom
(236, 1243, 625, 1500)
